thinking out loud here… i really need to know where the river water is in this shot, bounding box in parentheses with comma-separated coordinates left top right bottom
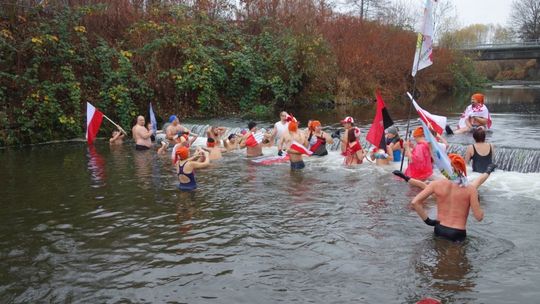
(1, 88, 540, 303)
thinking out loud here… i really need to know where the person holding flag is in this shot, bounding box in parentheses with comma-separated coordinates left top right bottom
(109, 127, 125, 145)
(393, 126, 433, 181)
(86, 102, 127, 145)
(394, 120, 497, 190)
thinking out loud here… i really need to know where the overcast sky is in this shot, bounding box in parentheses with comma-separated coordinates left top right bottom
(452, 0, 512, 27)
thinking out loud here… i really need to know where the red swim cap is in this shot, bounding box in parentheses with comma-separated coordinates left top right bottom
(412, 126, 424, 138)
(176, 146, 189, 161)
(448, 153, 467, 176)
(288, 121, 298, 132)
(309, 120, 321, 131)
(471, 93, 484, 104)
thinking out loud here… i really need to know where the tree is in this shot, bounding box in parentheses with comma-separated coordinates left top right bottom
(374, 0, 416, 31)
(345, 0, 389, 21)
(509, 0, 540, 40)
(439, 24, 489, 48)
(492, 25, 515, 43)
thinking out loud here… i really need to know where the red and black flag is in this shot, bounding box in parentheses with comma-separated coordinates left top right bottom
(366, 91, 394, 150)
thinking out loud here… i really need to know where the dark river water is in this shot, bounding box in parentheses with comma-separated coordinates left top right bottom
(1, 87, 540, 303)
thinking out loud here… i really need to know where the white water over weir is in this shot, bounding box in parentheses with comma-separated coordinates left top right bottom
(448, 144, 540, 173)
(184, 123, 540, 173)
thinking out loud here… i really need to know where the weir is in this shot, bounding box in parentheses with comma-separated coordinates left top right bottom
(447, 144, 540, 173)
(183, 124, 540, 173)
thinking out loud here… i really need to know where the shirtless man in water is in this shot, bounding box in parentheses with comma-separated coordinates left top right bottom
(166, 115, 186, 144)
(132, 115, 153, 150)
(279, 119, 309, 170)
(411, 154, 484, 242)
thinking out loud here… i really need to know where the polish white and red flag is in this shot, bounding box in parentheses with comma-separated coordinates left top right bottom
(407, 92, 446, 135)
(245, 132, 265, 147)
(289, 140, 313, 156)
(86, 102, 104, 145)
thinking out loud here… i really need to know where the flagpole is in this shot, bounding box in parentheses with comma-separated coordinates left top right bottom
(399, 0, 435, 171)
(399, 40, 424, 172)
(102, 114, 128, 136)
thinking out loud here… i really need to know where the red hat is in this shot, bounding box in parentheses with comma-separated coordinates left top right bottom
(341, 116, 354, 124)
(471, 93, 485, 104)
(286, 114, 298, 123)
(449, 153, 467, 176)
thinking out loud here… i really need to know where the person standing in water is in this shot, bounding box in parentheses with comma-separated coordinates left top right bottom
(339, 116, 355, 155)
(132, 115, 153, 150)
(385, 126, 403, 162)
(306, 120, 333, 156)
(411, 154, 484, 242)
(109, 127, 125, 145)
(239, 122, 263, 157)
(175, 146, 210, 192)
(166, 115, 187, 144)
(202, 137, 228, 160)
(271, 111, 290, 146)
(343, 127, 364, 165)
(394, 126, 433, 181)
(223, 134, 240, 152)
(207, 126, 227, 147)
(464, 128, 494, 173)
(280, 119, 311, 170)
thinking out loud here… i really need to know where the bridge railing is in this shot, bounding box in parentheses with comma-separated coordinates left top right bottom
(459, 40, 540, 50)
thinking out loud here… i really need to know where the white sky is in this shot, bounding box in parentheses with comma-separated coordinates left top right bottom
(452, 0, 512, 27)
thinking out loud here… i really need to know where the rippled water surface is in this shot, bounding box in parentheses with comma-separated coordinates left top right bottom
(1, 88, 540, 303)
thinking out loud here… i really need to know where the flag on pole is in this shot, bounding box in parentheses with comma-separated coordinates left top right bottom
(407, 92, 446, 135)
(86, 102, 104, 145)
(366, 91, 394, 149)
(419, 119, 456, 181)
(149, 102, 157, 136)
(411, 0, 437, 76)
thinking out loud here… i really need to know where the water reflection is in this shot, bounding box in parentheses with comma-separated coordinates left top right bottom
(87, 145, 106, 187)
(413, 237, 476, 303)
(176, 196, 197, 236)
(132, 149, 154, 190)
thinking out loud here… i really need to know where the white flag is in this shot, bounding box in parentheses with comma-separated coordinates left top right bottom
(412, 0, 437, 76)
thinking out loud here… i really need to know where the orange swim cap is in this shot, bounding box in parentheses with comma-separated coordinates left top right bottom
(471, 93, 484, 104)
(176, 146, 189, 161)
(412, 126, 424, 138)
(288, 121, 298, 132)
(448, 153, 467, 176)
(309, 120, 321, 131)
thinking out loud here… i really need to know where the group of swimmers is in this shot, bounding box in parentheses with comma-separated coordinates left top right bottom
(107, 93, 497, 243)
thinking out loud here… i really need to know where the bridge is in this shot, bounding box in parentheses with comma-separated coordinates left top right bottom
(458, 41, 540, 60)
